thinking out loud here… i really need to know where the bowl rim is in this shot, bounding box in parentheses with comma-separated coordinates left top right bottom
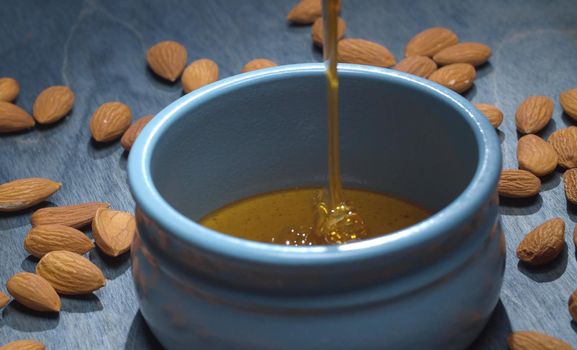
(128, 63, 501, 266)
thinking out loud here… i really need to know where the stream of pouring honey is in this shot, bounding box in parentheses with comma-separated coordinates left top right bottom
(314, 0, 369, 243)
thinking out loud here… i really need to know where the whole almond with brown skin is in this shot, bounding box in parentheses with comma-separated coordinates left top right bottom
(0, 291, 9, 308)
(560, 88, 577, 120)
(121, 115, 154, 151)
(182, 59, 219, 94)
(0, 340, 46, 350)
(428, 63, 475, 94)
(90, 101, 132, 142)
(433, 42, 492, 67)
(32, 86, 75, 124)
(92, 208, 136, 257)
(0, 178, 61, 212)
(516, 218, 565, 265)
(517, 134, 558, 176)
(146, 41, 187, 82)
(474, 103, 503, 128)
(36, 250, 105, 295)
(31, 202, 110, 228)
(515, 96, 554, 134)
(24, 224, 94, 258)
(241, 59, 278, 73)
(0, 101, 35, 133)
(393, 56, 437, 78)
(311, 17, 346, 47)
(508, 331, 573, 350)
(498, 169, 540, 198)
(548, 126, 577, 169)
(287, 0, 323, 24)
(564, 169, 577, 205)
(0, 77, 20, 102)
(6, 272, 61, 312)
(405, 27, 459, 57)
(569, 288, 577, 323)
(337, 38, 396, 68)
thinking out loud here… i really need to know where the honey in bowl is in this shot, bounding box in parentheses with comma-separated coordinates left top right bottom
(200, 0, 430, 245)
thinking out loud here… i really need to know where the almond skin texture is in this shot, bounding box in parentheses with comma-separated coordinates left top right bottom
(24, 224, 94, 258)
(393, 56, 437, 78)
(564, 169, 577, 205)
(508, 331, 573, 350)
(515, 96, 554, 134)
(32, 86, 75, 124)
(0, 178, 61, 212)
(474, 103, 503, 128)
(569, 288, 577, 323)
(548, 126, 577, 169)
(517, 134, 558, 176)
(0, 340, 46, 350)
(432, 42, 492, 67)
(0, 291, 9, 308)
(241, 59, 278, 73)
(6, 272, 61, 312)
(428, 63, 475, 94)
(92, 208, 136, 257)
(498, 169, 540, 198)
(560, 88, 577, 120)
(182, 59, 219, 94)
(36, 250, 105, 295)
(121, 115, 153, 151)
(337, 38, 396, 68)
(311, 17, 346, 47)
(31, 202, 110, 228)
(90, 102, 132, 142)
(287, 0, 323, 24)
(0, 77, 20, 102)
(516, 218, 565, 266)
(0, 101, 35, 133)
(146, 41, 188, 82)
(405, 27, 459, 57)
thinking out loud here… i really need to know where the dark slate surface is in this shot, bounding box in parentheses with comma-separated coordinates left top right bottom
(1, 0, 577, 348)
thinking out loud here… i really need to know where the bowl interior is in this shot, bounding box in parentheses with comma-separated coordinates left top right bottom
(150, 67, 479, 226)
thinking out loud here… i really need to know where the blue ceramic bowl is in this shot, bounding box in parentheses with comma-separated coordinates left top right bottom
(128, 63, 504, 350)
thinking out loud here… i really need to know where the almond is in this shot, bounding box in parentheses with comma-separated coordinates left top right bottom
(36, 250, 105, 295)
(0, 101, 35, 133)
(146, 41, 188, 82)
(548, 126, 577, 169)
(393, 56, 437, 78)
(92, 208, 136, 257)
(0, 178, 61, 212)
(0, 340, 46, 350)
(516, 218, 564, 265)
(121, 115, 154, 151)
(404, 27, 459, 57)
(517, 134, 558, 176)
(428, 63, 476, 94)
(241, 59, 278, 73)
(0, 291, 9, 308)
(337, 38, 396, 68)
(182, 59, 219, 94)
(31, 202, 110, 228)
(311, 17, 346, 47)
(6, 272, 61, 312)
(24, 224, 94, 258)
(287, 0, 323, 24)
(508, 331, 573, 350)
(498, 169, 540, 198)
(569, 288, 577, 323)
(515, 96, 554, 134)
(560, 88, 577, 120)
(89, 101, 132, 142)
(32, 86, 75, 124)
(564, 169, 577, 205)
(432, 42, 491, 67)
(474, 103, 503, 128)
(0, 77, 20, 102)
